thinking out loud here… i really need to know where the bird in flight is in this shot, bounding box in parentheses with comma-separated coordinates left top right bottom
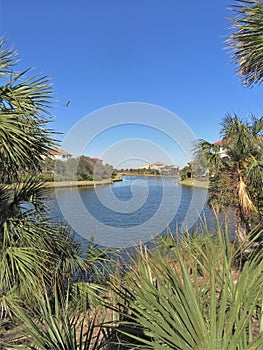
(63, 100, 70, 107)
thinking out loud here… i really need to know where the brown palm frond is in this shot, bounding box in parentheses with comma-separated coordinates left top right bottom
(238, 174, 257, 215)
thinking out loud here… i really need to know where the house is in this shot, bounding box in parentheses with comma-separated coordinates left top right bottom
(214, 139, 229, 159)
(92, 157, 103, 164)
(150, 162, 165, 171)
(140, 162, 179, 174)
(140, 163, 151, 169)
(214, 136, 263, 159)
(49, 148, 73, 161)
(161, 164, 180, 175)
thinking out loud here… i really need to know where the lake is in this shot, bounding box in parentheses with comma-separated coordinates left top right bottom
(47, 176, 235, 250)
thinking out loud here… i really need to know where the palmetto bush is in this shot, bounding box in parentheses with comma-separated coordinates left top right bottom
(9, 288, 112, 350)
(110, 228, 263, 349)
(3, 228, 262, 349)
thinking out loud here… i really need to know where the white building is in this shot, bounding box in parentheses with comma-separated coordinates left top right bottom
(49, 148, 72, 161)
(214, 140, 229, 159)
(150, 162, 165, 171)
(161, 164, 179, 175)
(140, 162, 179, 174)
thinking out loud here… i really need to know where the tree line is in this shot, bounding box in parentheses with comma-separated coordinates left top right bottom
(43, 156, 116, 181)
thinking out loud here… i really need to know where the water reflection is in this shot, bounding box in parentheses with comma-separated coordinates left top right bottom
(46, 176, 235, 250)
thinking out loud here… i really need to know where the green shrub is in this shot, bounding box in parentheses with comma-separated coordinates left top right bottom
(110, 229, 263, 349)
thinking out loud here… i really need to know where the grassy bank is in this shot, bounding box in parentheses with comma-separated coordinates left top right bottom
(177, 178, 209, 189)
(44, 177, 122, 189)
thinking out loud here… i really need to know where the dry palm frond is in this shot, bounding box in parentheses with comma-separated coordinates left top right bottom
(238, 174, 257, 215)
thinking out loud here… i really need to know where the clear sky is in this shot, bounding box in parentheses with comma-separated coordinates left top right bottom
(1, 1, 262, 168)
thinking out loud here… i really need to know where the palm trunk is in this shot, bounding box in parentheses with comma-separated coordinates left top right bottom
(235, 210, 247, 245)
(234, 169, 257, 245)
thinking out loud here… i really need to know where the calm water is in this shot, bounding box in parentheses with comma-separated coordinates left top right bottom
(47, 176, 235, 249)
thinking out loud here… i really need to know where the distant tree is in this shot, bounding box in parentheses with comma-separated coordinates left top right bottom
(227, 0, 263, 86)
(55, 159, 66, 176)
(41, 157, 55, 173)
(50, 155, 114, 181)
(197, 114, 263, 244)
(101, 163, 114, 179)
(179, 164, 192, 180)
(76, 155, 94, 179)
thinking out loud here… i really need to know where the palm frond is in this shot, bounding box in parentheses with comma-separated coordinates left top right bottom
(0, 40, 56, 181)
(0, 111, 56, 180)
(227, 0, 263, 86)
(1, 71, 52, 115)
(238, 173, 257, 214)
(0, 246, 47, 282)
(12, 289, 109, 350)
(0, 37, 18, 79)
(111, 231, 263, 349)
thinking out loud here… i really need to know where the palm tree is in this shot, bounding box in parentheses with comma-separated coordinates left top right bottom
(0, 38, 114, 349)
(0, 38, 53, 316)
(197, 114, 263, 244)
(0, 38, 89, 325)
(227, 0, 263, 86)
(0, 37, 55, 181)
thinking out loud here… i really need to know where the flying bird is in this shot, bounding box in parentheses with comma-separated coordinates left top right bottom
(63, 100, 70, 107)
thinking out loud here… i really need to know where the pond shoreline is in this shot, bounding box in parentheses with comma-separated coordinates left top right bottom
(43, 174, 181, 189)
(44, 177, 122, 189)
(176, 178, 209, 189)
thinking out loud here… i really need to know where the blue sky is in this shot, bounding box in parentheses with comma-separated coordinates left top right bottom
(1, 1, 262, 168)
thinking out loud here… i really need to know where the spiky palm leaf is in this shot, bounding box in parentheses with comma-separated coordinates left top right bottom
(227, 0, 263, 86)
(0, 39, 56, 181)
(11, 289, 110, 350)
(0, 38, 112, 349)
(111, 231, 263, 349)
(0, 37, 17, 78)
(0, 179, 86, 317)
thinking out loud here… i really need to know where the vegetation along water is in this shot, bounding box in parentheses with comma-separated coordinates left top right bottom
(0, 1, 262, 348)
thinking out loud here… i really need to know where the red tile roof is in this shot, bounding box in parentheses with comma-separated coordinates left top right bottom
(214, 137, 262, 145)
(49, 148, 72, 156)
(214, 138, 231, 145)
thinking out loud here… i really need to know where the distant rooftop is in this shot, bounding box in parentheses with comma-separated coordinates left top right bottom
(214, 138, 231, 145)
(49, 148, 72, 156)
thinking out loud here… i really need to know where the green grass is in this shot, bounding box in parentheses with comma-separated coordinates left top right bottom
(177, 178, 209, 189)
